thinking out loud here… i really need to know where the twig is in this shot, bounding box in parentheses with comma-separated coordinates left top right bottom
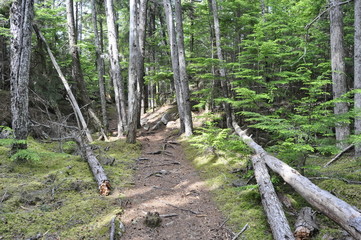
(231, 223, 249, 240)
(309, 176, 361, 185)
(0, 190, 8, 203)
(219, 216, 230, 228)
(324, 144, 354, 167)
(164, 202, 199, 215)
(109, 217, 115, 240)
(160, 213, 178, 218)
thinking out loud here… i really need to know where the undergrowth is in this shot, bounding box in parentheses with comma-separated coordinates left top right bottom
(0, 137, 140, 239)
(184, 123, 361, 240)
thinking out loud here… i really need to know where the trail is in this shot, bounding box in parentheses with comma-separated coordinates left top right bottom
(119, 109, 230, 239)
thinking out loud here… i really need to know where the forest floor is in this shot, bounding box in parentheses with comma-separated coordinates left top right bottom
(118, 106, 231, 240)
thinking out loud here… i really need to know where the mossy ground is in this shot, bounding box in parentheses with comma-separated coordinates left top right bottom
(0, 137, 140, 239)
(183, 130, 361, 240)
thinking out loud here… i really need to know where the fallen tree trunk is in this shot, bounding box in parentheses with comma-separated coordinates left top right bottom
(294, 207, 318, 240)
(251, 154, 295, 240)
(232, 121, 361, 239)
(75, 136, 111, 196)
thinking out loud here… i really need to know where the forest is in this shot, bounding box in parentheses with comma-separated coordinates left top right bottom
(1, 0, 361, 239)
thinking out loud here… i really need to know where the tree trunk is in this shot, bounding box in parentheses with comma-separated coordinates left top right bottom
(10, 0, 34, 151)
(66, 0, 89, 105)
(294, 207, 319, 240)
(75, 136, 111, 196)
(174, 0, 193, 136)
(329, 0, 350, 149)
(232, 120, 361, 239)
(127, 0, 141, 143)
(354, 0, 361, 156)
(209, 0, 232, 128)
(251, 155, 295, 240)
(33, 25, 93, 143)
(104, 0, 127, 137)
(91, 0, 108, 134)
(163, 0, 186, 133)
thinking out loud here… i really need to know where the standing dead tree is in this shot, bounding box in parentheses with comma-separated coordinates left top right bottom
(232, 120, 361, 239)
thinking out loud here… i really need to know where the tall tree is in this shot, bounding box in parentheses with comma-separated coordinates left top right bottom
(66, 0, 88, 104)
(174, 0, 193, 136)
(104, 0, 127, 137)
(209, 0, 232, 128)
(10, 0, 34, 151)
(355, 0, 361, 156)
(127, 0, 141, 143)
(163, 0, 193, 136)
(329, 0, 350, 149)
(91, 0, 108, 133)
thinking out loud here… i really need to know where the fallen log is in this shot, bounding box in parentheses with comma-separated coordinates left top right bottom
(251, 155, 295, 240)
(294, 207, 318, 240)
(232, 121, 361, 239)
(75, 136, 111, 196)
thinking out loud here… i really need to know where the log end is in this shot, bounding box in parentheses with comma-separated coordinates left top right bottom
(99, 180, 111, 196)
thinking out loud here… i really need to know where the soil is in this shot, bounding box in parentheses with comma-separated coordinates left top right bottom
(119, 108, 231, 240)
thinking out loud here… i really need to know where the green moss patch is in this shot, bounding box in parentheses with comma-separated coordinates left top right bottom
(0, 138, 140, 239)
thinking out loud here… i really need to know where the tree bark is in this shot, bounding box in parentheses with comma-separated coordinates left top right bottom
(127, 0, 141, 143)
(33, 25, 93, 143)
(294, 207, 319, 240)
(329, 0, 350, 149)
(75, 135, 111, 196)
(251, 155, 295, 240)
(174, 0, 193, 136)
(104, 0, 127, 137)
(10, 0, 34, 151)
(163, 0, 186, 133)
(354, 0, 361, 156)
(209, 0, 232, 128)
(91, 0, 108, 134)
(66, 0, 89, 105)
(232, 120, 361, 239)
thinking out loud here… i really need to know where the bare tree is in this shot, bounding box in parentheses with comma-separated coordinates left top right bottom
(104, 0, 127, 137)
(9, 0, 34, 151)
(163, 0, 193, 136)
(355, 0, 361, 156)
(127, 0, 141, 143)
(209, 0, 232, 128)
(91, 0, 108, 133)
(329, 0, 350, 149)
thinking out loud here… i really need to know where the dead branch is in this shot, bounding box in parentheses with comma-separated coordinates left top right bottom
(231, 223, 249, 240)
(164, 202, 199, 215)
(324, 144, 354, 168)
(159, 213, 178, 218)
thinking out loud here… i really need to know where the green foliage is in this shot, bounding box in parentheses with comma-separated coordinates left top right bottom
(189, 121, 249, 154)
(10, 149, 40, 162)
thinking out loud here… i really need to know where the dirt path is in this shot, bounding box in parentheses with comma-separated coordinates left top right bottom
(120, 124, 230, 239)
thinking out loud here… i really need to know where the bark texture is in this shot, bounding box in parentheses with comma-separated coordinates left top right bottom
(10, 0, 34, 151)
(105, 0, 127, 136)
(232, 121, 361, 239)
(91, 0, 108, 133)
(355, 0, 361, 156)
(76, 136, 111, 196)
(294, 207, 319, 240)
(127, 0, 141, 143)
(174, 0, 193, 136)
(251, 155, 294, 240)
(209, 0, 232, 128)
(330, 0, 350, 149)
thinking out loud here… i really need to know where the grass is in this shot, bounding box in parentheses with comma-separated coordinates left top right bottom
(0, 137, 141, 239)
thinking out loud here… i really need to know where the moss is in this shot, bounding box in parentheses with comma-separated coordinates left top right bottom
(0, 137, 140, 239)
